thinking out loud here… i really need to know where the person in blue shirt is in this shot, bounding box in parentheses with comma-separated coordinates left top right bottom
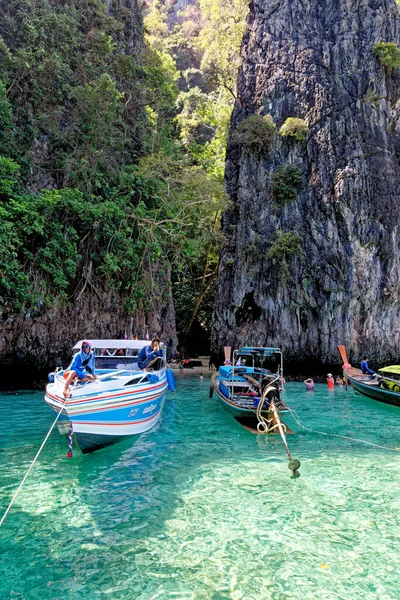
(361, 356, 376, 378)
(63, 340, 96, 398)
(138, 337, 163, 369)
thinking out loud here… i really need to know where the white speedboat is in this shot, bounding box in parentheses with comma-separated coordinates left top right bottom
(45, 340, 175, 453)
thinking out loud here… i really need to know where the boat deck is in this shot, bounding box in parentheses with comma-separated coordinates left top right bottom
(346, 367, 379, 386)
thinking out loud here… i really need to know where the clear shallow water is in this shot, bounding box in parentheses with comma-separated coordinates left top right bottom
(1, 378, 400, 600)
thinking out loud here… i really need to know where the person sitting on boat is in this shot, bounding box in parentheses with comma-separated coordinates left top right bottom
(137, 337, 163, 370)
(361, 356, 376, 378)
(63, 340, 97, 398)
(304, 378, 314, 390)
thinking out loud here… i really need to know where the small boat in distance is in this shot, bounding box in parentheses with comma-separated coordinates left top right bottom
(210, 347, 291, 433)
(45, 340, 175, 453)
(338, 345, 400, 407)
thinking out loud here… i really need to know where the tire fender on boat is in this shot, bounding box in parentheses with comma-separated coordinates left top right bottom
(166, 368, 176, 391)
(209, 385, 214, 398)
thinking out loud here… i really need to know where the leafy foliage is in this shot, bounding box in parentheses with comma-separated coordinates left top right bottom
(267, 231, 301, 282)
(233, 114, 277, 152)
(373, 42, 400, 69)
(271, 165, 303, 207)
(195, 0, 249, 94)
(0, 0, 248, 352)
(279, 117, 308, 142)
(143, 0, 247, 344)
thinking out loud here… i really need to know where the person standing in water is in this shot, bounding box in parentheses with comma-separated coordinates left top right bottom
(63, 340, 96, 398)
(304, 378, 314, 390)
(327, 373, 335, 388)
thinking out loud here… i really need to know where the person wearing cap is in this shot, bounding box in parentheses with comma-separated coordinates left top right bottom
(327, 373, 334, 388)
(63, 340, 97, 398)
(137, 337, 163, 370)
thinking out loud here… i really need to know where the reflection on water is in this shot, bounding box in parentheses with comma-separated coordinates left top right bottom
(0, 381, 400, 599)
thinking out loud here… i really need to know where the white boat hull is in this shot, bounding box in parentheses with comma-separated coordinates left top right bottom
(45, 368, 169, 453)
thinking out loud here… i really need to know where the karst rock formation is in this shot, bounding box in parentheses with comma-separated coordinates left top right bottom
(212, 0, 400, 369)
(0, 0, 178, 387)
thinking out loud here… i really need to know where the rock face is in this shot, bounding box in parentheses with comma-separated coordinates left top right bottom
(212, 0, 400, 369)
(0, 273, 177, 389)
(0, 0, 178, 388)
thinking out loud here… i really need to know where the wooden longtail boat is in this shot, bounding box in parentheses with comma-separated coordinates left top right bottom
(338, 345, 400, 407)
(210, 347, 293, 433)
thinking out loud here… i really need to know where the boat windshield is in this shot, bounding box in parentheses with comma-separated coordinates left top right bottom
(71, 340, 165, 371)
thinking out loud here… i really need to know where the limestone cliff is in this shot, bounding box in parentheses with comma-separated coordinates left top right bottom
(212, 0, 400, 369)
(0, 266, 177, 389)
(0, 0, 178, 388)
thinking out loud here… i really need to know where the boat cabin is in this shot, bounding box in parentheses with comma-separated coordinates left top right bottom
(232, 347, 283, 376)
(378, 365, 400, 392)
(73, 339, 165, 371)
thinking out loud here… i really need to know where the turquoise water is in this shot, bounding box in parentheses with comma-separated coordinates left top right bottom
(1, 377, 400, 599)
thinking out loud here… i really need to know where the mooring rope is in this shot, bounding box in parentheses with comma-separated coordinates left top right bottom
(0, 398, 69, 528)
(254, 375, 283, 434)
(287, 406, 400, 453)
(256, 381, 301, 476)
(269, 400, 293, 461)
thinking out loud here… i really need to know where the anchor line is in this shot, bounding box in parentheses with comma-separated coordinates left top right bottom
(0, 397, 69, 528)
(270, 400, 292, 462)
(287, 406, 400, 453)
(255, 395, 278, 433)
(254, 375, 284, 435)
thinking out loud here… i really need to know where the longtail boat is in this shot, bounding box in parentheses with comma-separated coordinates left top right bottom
(338, 345, 400, 407)
(210, 347, 292, 433)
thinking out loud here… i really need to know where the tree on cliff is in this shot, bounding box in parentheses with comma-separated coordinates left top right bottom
(0, 0, 224, 337)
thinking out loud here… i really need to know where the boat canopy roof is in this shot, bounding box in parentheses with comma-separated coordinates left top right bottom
(238, 347, 281, 356)
(378, 365, 400, 374)
(73, 340, 162, 351)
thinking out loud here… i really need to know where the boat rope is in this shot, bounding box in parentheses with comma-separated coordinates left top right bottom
(257, 383, 301, 477)
(67, 422, 74, 458)
(0, 398, 69, 528)
(254, 375, 282, 433)
(287, 406, 400, 453)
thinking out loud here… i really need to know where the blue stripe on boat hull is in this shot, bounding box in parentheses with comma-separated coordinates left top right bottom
(69, 394, 164, 423)
(57, 401, 165, 453)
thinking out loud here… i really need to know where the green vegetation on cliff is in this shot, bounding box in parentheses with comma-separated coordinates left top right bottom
(0, 0, 249, 351)
(373, 42, 400, 69)
(143, 0, 249, 349)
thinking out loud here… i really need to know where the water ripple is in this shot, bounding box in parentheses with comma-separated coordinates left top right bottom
(0, 381, 399, 599)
